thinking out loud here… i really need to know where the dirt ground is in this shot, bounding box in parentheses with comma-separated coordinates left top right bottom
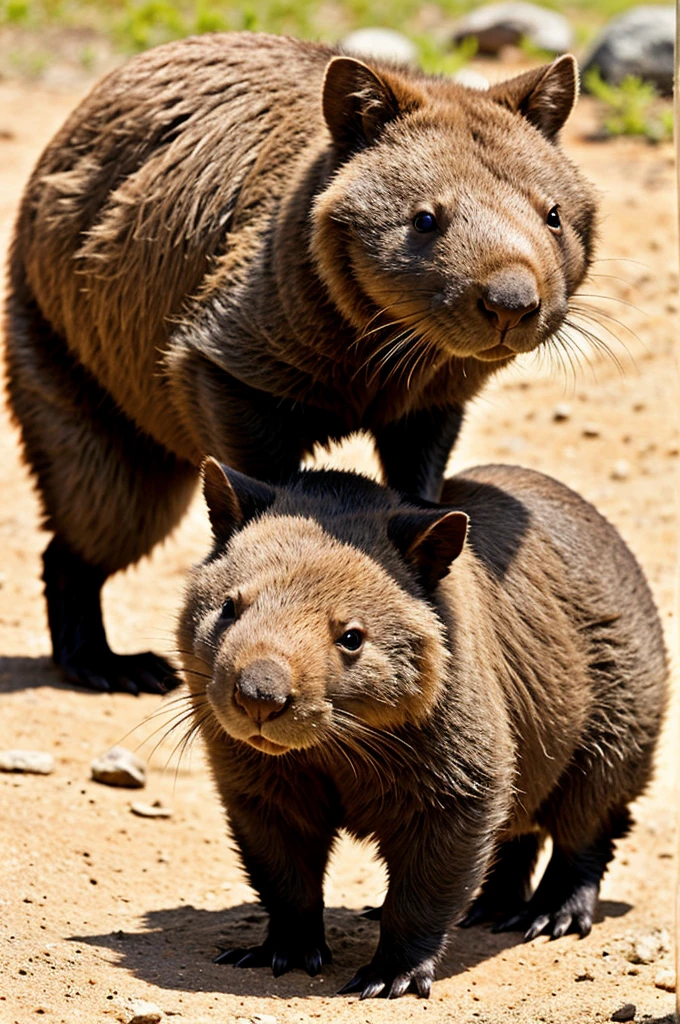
(0, 69, 678, 1024)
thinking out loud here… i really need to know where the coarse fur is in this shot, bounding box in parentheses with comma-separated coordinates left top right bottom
(176, 460, 668, 1000)
(4, 31, 596, 692)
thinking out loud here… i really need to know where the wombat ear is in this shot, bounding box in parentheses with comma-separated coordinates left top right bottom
(389, 509, 469, 589)
(488, 54, 579, 141)
(202, 458, 276, 541)
(322, 56, 404, 150)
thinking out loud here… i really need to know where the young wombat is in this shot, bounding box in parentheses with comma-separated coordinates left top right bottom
(5, 32, 597, 694)
(177, 459, 667, 1000)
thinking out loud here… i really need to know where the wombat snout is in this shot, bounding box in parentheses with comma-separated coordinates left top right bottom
(478, 267, 541, 333)
(233, 659, 293, 724)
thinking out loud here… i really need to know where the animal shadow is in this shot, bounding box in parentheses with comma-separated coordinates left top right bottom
(68, 897, 632, 999)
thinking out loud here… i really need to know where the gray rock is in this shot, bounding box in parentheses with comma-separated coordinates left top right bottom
(452, 68, 490, 90)
(0, 750, 55, 774)
(451, 2, 573, 56)
(582, 6, 674, 97)
(340, 27, 418, 65)
(91, 746, 146, 788)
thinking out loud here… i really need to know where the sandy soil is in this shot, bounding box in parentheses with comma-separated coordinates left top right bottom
(0, 72, 678, 1024)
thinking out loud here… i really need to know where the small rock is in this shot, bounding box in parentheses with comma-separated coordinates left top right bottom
(611, 459, 630, 481)
(654, 967, 676, 992)
(451, 2, 573, 56)
(340, 27, 418, 65)
(582, 6, 675, 97)
(91, 747, 146, 789)
(611, 1004, 636, 1022)
(130, 800, 173, 818)
(0, 750, 54, 774)
(252, 1015, 278, 1024)
(575, 968, 595, 981)
(582, 423, 601, 438)
(625, 928, 670, 964)
(552, 402, 572, 422)
(452, 68, 490, 90)
(118, 997, 163, 1023)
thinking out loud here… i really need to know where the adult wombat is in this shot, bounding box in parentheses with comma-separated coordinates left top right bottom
(177, 459, 667, 999)
(5, 33, 597, 692)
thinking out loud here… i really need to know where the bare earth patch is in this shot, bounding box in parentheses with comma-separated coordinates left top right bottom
(0, 75, 677, 1024)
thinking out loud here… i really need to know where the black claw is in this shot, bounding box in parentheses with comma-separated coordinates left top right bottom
(415, 974, 432, 999)
(458, 904, 487, 929)
(338, 973, 364, 996)
(360, 979, 386, 1000)
(304, 950, 322, 976)
(361, 905, 383, 920)
(271, 952, 291, 977)
(214, 948, 243, 965)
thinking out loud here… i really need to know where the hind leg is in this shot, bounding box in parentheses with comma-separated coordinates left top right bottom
(495, 809, 632, 941)
(6, 295, 197, 693)
(459, 832, 543, 929)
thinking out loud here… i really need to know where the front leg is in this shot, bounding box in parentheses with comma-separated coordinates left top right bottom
(215, 794, 338, 977)
(374, 405, 464, 501)
(339, 810, 495, 1000)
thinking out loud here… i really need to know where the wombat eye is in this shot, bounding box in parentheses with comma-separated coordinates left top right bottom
(546, 206, 561, 231)
(336, 628, 364, 653)
(219, 597, 237, 625)
(413, 211, 438, 234)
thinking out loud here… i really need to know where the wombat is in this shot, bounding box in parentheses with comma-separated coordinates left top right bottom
(176, 459, 668, 999)
(5, 32, 597, 693)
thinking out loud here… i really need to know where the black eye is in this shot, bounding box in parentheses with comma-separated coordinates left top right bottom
(546, 206, 561, 231)
(336, 628, 364, 653)
(220, 597, 237, 625)
(413, 211, 438, 234)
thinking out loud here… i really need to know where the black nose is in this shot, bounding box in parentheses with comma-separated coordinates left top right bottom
(234, 659, 292, 724)
(479, 268, 541, 333)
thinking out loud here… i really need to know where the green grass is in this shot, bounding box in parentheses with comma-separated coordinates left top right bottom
(584, 68, 674, 142)
(0, 0, 675, 77)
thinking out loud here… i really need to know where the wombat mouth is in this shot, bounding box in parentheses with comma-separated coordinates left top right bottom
(475, 342, 516, 362)
(245, 735, 291, 756)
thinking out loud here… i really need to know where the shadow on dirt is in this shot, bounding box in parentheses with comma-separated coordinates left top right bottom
(68, 897, 633, 999)
(0, 654, 71, 693)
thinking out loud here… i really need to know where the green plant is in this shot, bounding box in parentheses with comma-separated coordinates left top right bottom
(584, 67, 673, 142)
(416, 34, 476, 76)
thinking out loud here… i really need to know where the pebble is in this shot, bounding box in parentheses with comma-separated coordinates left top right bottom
(582, 423, 601, 438)
(575, 968, 595, 981)
(451, 1, 573, 56)
(611, 1004, 636, 1022)
(582, 5, 675, 96)
(625, 928, 670, 964)
(654, 967, 676, 992)
(611, 459, 630, 481)
(552, 402, 572, 422)
(452, 68, 490, 90)
(91, 746, 146, 789)
(0, 750, 55, 774)
(340, 27, 418, 65)
(130, 800, 173, 819)
(252, 1015, 278, 1024)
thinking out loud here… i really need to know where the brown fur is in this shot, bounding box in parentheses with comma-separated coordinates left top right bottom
(5, 34, 596, 564)
(177, 461, 668, 999)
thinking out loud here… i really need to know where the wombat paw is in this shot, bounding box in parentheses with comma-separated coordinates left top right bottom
(214, 940, 332, 977)
(61, 651, 180, 695)
(493, 881, 598, 942)
(338, 959, 434, 1000)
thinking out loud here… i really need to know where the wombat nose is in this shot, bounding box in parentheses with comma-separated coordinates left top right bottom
(479, 269, 540, 333)
(233, 659, 292, 724)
